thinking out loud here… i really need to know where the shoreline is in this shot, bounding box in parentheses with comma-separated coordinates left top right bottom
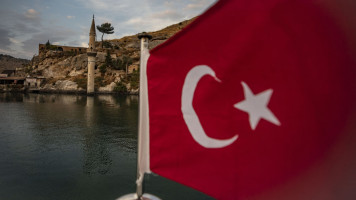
(0, 86, 138, 95)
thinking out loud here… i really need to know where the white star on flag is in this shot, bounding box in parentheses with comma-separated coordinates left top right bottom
(234, 82, 281, 130)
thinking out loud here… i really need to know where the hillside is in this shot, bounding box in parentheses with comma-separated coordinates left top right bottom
(0, 54, 30, 71)
(110, 17, 196, 50)
(23, 17, 196, 94)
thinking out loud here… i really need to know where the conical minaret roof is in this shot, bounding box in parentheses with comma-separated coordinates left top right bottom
(90, 15, 96, 36)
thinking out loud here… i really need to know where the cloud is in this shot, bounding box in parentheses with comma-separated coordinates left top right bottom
(185, 0, 215, 10)
(96, 16, 112, 24)
(151, 10, 183, 20)
(81, 42, 88, 48)
(76, 0, 129, 11)
(123, 16, 180, 34)
(74, 0, 214, 39)
(9, 37, 23, 46)
(0, 0, 216, 59)
(79, 35, 87, 40)
(164, 1, 175, 7)
(123, 9, 184, 33)
(22, 28, 76, 57)
(0, 9, 41, 35)
(126, 17, 143, 25)
(12, 22, 40, 35)
(0, 32, 31, 59)
(25, 9, 39, 19)
(0, 28, 12, 48)
(0, 48, 15, 55)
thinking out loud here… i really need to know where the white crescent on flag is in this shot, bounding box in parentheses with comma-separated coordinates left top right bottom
(181, 65, 238, 148)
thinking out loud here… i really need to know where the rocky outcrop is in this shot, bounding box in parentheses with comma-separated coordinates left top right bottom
(41, 80, 85, 93)
(98, 82, 116, 93)
(34, 54, 88, 79)
(28, 49, 141, 94)
(23, 17, 196, 94)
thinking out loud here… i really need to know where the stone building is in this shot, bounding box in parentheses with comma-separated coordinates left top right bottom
(0, 70, 16, 77)
(38, 44, 87, 55)
(0, 77, 25, 85)
(24, 77, 45, 88)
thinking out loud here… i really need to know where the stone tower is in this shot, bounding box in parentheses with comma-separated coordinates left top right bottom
(87, 15, 97, 95)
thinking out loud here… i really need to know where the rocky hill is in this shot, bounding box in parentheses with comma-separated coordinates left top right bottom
(24, 17, 195, 94)
(110, 17, 196, 50)
(0, 54, 30, 72)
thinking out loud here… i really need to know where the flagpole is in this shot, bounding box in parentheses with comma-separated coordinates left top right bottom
(116, 33, 160, 200)
(136, 32, 152, 198)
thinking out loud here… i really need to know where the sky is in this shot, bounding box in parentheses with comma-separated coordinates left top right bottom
(0, 0, 216, 59)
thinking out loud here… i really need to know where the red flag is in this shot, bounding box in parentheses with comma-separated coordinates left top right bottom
(146, 0, 356, 199)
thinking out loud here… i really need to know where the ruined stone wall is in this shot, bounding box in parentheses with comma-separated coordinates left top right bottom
(38, 44, 88, 55)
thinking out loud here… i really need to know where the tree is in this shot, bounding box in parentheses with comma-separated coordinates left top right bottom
(45, 40, 51, 49)
(105, 50, 113, 67)
(113, 58, 123, 70)
(96, 23, 114, 48)
(103, 41, 113, 49)
(99, 64, 107, 75)
(113, 56, 132, 71)
(122, 56, 133, 75)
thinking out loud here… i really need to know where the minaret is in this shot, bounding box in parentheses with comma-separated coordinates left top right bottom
(87, 15, 97, 95)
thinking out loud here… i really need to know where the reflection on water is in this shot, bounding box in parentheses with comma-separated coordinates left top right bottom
(85, 96, 95, 126)
(0, 93, 213, 200)
(0, 93, 139, 199)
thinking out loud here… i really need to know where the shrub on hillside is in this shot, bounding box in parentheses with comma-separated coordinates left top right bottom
(103, 41, 113, 49)
(99, 64, 107, 74)
(114, 81, 127, 94)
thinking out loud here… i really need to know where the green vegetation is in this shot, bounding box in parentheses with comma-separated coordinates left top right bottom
(126, 70, 139, 89)
(45, 40, 59, 51)
(119, 70, 139, 91)
(113, 59, 123, 70)
(99, 64, 107, 74)
(122, 56, 133, 71)
(95, 76, 106, 88)
(46, 40, 51, 49)
(114, 81, 127, 94)
(113, 56, 133, 71)
(71, 75, 87, 89)
(105, 50, 113, 67)
(103, 41, 113, 49)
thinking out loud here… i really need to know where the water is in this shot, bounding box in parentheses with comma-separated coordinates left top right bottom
(0, 93, 213, 200)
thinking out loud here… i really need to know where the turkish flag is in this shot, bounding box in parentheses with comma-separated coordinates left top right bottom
(146, 0, 356, 199)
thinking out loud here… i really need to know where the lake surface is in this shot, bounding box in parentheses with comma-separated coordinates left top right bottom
(0, 93, 213, 200)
